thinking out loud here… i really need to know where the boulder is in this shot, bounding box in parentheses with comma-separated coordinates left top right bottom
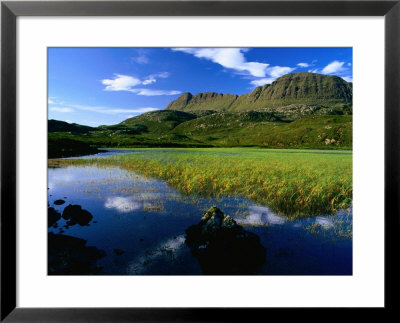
(62, 204, 93, 226)
(48, 232, 106, 275)
(54, 199, 66, 205)
(185, 207, 266, 274)
(48, 207, 61, 227)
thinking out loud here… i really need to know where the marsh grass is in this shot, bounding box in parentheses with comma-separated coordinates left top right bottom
(49, 148, 352, 217)
(305, 220, 352, 239)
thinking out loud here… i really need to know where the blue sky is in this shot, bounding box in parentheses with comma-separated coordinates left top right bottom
(48, 47, 352, 126)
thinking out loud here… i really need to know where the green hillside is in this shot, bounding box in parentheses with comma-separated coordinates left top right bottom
(49, 112, 352, 150)
(172, 114, 352, 148)
(48, 119, 95, 133)
(119, 110, 196, 134)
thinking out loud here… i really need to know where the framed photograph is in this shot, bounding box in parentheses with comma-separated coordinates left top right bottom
(1, 0, 399, 321)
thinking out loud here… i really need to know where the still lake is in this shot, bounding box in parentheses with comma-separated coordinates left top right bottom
(48, 149, 352, 275)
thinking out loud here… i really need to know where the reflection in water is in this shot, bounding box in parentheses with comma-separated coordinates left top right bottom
(48, 158, 352, 275)
(48, 207, 61, 227)
(315, 217, 335, 229)
(185, 207, 266, 275)
(236, 205, 286, 226)
(48, 232, 106, 275)
(127, 235, 186, 274)
(62, 204, 93, 226)
(105, 196, 141, 213)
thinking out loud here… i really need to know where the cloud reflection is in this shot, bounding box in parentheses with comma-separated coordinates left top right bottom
(127, 235, 186, 274)
(315, 217, 334, 229)
(235, 205, 286, 226)
(104, 196, 141, 213)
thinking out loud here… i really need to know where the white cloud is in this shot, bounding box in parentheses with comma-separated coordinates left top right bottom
(101, 73, 179, 95)
(142, 72, 169, 85)
(129, 89, 181, 96)
(71, 104, 159, 115)
(250, 78, 276, 86)
(321, 60, 347, 74)
(142, 78, 156, 85)
(320, 60, 352, 82)
(50, 107, 74, 113)
(173, 48, 269, 77)
(341, 76, 353, 82)
(173, 48, 297, 87)
(102, 74, 142, 91)
(49, 98, 160, 116)
(48, 97, 63, 105)
(297, 62, 310, 68)
(154, 72, 169, 78)
(131, 54, 149, 64)
(267, 66, 295, 78)
(308, 68, 319, 73)
(250, 66, 295, 86)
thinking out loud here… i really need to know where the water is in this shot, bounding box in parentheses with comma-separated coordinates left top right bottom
(48, 150, 352, 275)
(65, 148, 143, 159)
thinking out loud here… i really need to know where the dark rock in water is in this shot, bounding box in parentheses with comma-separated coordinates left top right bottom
(113, 248, 125, 256)
(54, 199, 65, 205)
(62, 204, 93, 226)
(48, 207, 61, 227)
(185, 206, 266, 275)
(48, 232, 106, 275)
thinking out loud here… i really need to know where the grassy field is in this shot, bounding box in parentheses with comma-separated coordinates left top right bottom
(49, 113, 352, 150)
(49, 148, 352, 217)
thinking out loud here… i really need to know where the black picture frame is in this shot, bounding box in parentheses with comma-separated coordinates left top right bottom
(1, 0, 399, 321)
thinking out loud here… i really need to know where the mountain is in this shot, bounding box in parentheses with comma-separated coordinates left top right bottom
(166, 73, 352, 113)
(166, 92, 238, 111)
(48, 72, 353, 152)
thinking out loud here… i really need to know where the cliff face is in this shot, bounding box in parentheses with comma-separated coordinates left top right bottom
(166, 92, 238, 112)
(165, 73, 352, 112)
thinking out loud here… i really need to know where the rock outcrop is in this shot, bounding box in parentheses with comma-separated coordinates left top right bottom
(48, 207, 61, 228)
(48, 233, 106, 275)
(185, 207, 266, 274)
(62, 204, 93, 226)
